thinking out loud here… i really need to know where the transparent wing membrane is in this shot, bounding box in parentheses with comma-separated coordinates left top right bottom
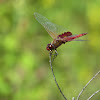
(34, 12, 67, 39)
(72, 39, 88, 41)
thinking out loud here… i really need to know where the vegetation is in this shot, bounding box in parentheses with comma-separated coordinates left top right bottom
(0, 0, 100, 100)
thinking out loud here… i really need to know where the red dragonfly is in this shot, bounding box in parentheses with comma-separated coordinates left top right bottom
(34, 12, 87, 53)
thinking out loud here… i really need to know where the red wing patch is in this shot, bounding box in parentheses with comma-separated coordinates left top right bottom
(57, 31, 72, 38)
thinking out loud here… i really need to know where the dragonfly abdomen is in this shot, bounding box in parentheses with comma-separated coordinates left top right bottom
(63, 33, 87, 42)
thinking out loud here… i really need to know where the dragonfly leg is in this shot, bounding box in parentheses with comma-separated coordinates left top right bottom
(49, 51, 53, 56)
(49, 50, 58, 62)
(54, 49, 58, 56)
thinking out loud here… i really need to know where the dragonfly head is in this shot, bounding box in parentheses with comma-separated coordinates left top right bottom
(46, 43, 53, 51)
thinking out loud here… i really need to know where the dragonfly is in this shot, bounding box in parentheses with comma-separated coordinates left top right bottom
(34, 13, 87, 99)
(34, 12, 87, 55)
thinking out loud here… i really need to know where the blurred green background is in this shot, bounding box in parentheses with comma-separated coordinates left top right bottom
(0, 0, 100, 100)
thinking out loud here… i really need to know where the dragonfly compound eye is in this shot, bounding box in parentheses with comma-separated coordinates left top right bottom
(46, 43, 53, 51)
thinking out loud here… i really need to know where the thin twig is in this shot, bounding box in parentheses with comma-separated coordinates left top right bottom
(77, 71, 100, 100)
(49, 52, 67, 100)
(87, 89, 100, 100)
(72, 97, 75, 100)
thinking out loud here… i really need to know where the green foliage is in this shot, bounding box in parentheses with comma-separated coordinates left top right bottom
(0, 0, 100, 100)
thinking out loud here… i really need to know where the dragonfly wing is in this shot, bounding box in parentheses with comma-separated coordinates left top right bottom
(57, 32, 72, 38)
(34, 12, 67, 39)
(72, 39, 88, 41)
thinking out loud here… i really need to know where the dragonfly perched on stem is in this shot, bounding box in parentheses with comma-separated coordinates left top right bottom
(34, 12, 89, 100)
(34, 12, 87, 57)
